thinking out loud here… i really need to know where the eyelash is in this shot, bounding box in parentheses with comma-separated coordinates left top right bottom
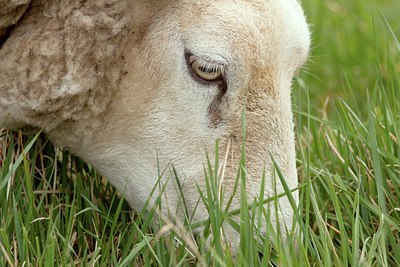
(185, 52, 225, 84)
(189, 57, 224, 76)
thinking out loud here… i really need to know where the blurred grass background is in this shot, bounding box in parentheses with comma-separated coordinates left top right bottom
(300, 0, 400, 111)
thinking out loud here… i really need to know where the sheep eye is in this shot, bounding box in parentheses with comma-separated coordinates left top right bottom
(188, 55, 224, 82)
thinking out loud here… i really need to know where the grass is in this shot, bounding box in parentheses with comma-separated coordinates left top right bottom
(1, 0, 400, 266)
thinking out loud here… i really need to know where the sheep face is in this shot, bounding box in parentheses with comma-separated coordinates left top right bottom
(0, 0, 310, 251)
(83, 0, 310, 245)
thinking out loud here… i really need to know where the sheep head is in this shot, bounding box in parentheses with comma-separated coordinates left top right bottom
(0, 0, 310, 252)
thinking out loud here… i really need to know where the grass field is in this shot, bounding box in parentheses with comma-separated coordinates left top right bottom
(1, 0, 400, 266)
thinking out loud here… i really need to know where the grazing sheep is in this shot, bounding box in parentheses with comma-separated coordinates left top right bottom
(0, 0, 310, 252)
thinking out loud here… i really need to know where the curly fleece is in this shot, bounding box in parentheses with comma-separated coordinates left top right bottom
(0, 0, 131, 130)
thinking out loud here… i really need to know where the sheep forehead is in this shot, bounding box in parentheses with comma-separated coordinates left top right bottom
(175, 0, 310, 69)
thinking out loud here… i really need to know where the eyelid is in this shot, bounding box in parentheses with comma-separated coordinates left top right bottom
(189, 56, 224, 75)
(185, 52, 226, 84)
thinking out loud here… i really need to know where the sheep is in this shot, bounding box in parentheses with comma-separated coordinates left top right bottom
(0, 0, 310, 253)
